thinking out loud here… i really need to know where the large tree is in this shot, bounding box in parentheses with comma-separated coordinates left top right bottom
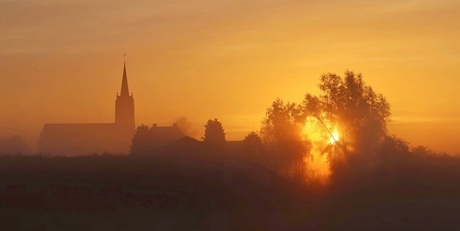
(260, 99, 309, 178)
(302, 71, 391, 183)
(303, 70, 390, 153)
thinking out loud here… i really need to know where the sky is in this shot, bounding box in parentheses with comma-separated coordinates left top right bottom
(1, 0, 460, 153)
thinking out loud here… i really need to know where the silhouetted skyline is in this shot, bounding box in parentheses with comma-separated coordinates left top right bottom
(1, 1, 460, 153)
(2, 2, 460, 230)
(38, 62, 135, 155)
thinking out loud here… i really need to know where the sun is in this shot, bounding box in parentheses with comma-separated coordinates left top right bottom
(329, 130, 340, 145)
(303, 117, 341, 145)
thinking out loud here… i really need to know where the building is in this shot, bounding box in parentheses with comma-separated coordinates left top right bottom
(38, 61, 135, 155)
(130, 123, 185, 155)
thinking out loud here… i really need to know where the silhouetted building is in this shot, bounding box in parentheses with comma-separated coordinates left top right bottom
(130, 123, 185, 155)
(38, 62, 135, 155)
(149, 123, 185, 149)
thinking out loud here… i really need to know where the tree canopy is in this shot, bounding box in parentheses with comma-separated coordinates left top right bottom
(260, 99, 309, 177)
(260, 71, 392, 181)
(242, 131, 263, 155)
(302, 71, 391, 183)
(303, 71, 390, 153)
(203, 118, 226, 146)
(130, 124, 151, 155)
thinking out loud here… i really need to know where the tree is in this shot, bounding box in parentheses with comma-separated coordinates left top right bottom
(302, 71, 391, 183)
(203, 118, 226, 146)
(242, 131, 263, 155)
(260, 99, 309, 178)
(130, 124, 151, 155)
(303, 71, 390, 153)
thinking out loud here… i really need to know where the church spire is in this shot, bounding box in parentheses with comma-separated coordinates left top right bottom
(115, 54, 135, 130)
(120, 56, 129, 97)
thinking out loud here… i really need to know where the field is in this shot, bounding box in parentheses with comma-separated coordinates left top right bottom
(1, 153, 459, 230)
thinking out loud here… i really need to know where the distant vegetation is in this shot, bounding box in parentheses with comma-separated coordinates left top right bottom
(0, 135, 31, 155)
(254, 71, 455, 187)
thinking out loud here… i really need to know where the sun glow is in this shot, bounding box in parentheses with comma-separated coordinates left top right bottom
(302, 116, 340, 182)
(329, 130, 340, 145)
(302, 117, 340, 146)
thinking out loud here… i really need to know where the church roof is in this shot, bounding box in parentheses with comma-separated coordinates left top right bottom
(39, 122, 133, 155)
(41, 123, 118, 136)
(149, 125, 185, 141)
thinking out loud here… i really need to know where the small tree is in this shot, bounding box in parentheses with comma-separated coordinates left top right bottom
(130, 124, 151, 155)
(203, 118, 226, 146)
(242, 131, 263, 155)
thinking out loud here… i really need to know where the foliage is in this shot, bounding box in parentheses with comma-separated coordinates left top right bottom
(242, 131, 263, 155)
(130, 124, 151, 155)
(243, 131, 262, 154)
(202, 118, 226, 146)
(380, 135, 410, 158)
(303, 71, 390, 153)
(302, 71, 391, 184)
(260, 98, 309, 178)
(411, 145, 435, 157)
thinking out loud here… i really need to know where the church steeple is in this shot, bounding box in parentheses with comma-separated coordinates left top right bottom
(115, 57, 135, 131)
(120, 60, 130, 97)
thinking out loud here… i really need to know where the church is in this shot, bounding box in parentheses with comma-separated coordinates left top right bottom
(38, 62, 136, 155)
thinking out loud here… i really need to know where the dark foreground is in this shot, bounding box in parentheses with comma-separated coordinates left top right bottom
(1, 153, 459, 231)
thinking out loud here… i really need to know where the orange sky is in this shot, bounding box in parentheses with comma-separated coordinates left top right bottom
(1, 0, 460, 154)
